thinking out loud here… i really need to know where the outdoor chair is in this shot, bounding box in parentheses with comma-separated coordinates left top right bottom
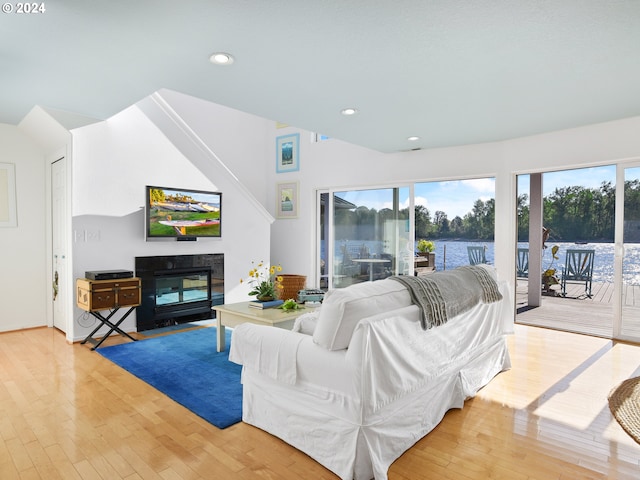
(338, 245, 360, 278)
(340, 243, 375, 280)
(467, 246, 487, 265)
(516, 248, 529, 278)
(561, 249, 595, 298)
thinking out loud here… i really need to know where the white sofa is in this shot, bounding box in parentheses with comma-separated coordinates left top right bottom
(229, 266, 513, 480)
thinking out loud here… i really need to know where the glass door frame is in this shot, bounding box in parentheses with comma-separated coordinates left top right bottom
(614, 160, 640, 342)
(315, 183, 414, 290)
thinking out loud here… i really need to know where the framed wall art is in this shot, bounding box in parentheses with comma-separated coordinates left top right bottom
(276, 181, 299, 219)
(276, 133, 300, 173)
(0, 163, 17, 227)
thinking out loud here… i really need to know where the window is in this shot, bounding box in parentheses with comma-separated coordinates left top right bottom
(414, 178, 496, 270)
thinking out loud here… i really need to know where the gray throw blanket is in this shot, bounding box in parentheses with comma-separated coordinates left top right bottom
(389, 266, 502, 330)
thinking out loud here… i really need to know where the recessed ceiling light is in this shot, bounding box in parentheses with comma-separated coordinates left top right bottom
(209, 52, 234, 65)
(407, 136, 420, 141)
(340, 107, 358, 116)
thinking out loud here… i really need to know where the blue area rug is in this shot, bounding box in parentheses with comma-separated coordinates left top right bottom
(137, 319, 215, 337)
(97, 327, 242, 428)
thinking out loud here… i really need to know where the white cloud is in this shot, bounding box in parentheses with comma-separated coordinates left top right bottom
(461, 178, 495, 193)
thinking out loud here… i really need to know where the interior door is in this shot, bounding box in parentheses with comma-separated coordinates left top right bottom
(51, 157, 67, 332)
(618, 164, 640, 341)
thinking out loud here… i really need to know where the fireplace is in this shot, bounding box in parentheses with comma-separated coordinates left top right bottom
(135, 254, 224, 331)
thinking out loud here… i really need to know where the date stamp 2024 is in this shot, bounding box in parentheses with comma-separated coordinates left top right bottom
(2, 2, 46, 14)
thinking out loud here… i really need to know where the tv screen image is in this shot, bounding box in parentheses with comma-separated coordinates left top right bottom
(146, 186, 222, 238)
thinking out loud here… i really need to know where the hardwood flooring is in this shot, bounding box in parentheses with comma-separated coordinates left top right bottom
(1, 324, 640, 479)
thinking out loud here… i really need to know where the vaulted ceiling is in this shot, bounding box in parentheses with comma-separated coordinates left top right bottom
(2, 1, 639, 152)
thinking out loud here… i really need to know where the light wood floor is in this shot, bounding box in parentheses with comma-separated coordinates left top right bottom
(1, 325, 640, 479)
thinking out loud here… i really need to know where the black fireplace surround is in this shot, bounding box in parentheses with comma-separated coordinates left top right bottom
(135, 254, 224, 331)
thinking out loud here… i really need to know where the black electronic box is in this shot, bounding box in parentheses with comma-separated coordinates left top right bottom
(85, 270, 134, 281)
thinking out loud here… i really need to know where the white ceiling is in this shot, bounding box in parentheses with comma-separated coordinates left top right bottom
(2, 0, 640, 153)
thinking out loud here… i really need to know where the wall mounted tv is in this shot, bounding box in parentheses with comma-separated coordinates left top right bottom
(146, 186, 222, 240)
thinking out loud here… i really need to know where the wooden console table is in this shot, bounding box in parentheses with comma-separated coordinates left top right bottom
(76, 277, 141, 350)
(212, 302, 303, 352)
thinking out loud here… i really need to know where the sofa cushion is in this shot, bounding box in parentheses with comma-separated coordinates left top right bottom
(292, 311, 320, 335)
(313, 279, 412, 350)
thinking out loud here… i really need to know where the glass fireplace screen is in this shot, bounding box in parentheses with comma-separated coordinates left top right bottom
(155, 271, 210, 307)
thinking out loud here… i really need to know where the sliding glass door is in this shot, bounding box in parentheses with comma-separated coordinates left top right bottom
(317, 178, 496, 290)
(514, 163, 640, 342)
(318, 186, 411, 289)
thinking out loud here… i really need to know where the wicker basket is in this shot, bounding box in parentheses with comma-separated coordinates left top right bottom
(278, 274, 307, 302)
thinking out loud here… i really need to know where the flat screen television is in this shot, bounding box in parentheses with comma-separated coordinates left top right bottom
(146, 185, 222, 240)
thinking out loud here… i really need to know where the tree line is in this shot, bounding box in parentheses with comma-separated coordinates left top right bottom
(334, 180, 640, 243)
(519, 180, 640, 242)
(415, 199, 495, 240)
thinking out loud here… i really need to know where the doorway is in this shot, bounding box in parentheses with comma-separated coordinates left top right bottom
(51, 157, 68, 333)
(516, 164, 640, 343)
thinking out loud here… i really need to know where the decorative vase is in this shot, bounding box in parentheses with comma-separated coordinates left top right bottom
(278, 274, 307, 302)
(256, 295, 274, 302)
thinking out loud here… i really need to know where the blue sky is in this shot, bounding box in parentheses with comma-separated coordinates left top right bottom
(415, 178, 496, 219)
(337, 165, 618, 219)
(517, 165, 616, 201)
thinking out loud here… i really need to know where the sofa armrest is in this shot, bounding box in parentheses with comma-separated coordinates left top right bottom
(229, 323, 305, 385)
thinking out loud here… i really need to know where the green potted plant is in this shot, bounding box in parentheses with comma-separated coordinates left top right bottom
(416, 239, 435, 255)
(416, 239, 436, 268)
(542, 245, 560, 295)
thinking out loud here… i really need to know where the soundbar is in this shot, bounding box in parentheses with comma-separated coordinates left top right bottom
(85, 270, 134, 281)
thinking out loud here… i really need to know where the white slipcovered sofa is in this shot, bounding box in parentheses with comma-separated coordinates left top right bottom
(229, 265, 513, 480)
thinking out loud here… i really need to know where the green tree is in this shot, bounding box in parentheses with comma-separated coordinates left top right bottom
(415, 205, 432, 239)
(625, 179, 640, 221)
(517, 193, 529, 241)
(449, 216, 463, 236)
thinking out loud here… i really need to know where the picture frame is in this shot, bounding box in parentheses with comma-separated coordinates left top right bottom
(276, 133, 300, 173)
(276, 181, 299, 219)
(0, 163, 17, 227)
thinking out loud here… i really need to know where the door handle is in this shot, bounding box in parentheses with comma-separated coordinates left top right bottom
(53, 271, 59, 300)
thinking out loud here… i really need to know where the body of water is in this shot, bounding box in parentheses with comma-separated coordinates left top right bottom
(333, 239, 640, 285)
(433, 241, 640, 285)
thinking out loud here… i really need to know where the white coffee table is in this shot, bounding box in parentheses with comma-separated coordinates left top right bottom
(213, 301, 304, 352)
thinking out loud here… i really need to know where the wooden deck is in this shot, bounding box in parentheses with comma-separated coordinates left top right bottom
(516, 279, 640, 340)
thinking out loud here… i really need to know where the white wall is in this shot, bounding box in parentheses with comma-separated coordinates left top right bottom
(0, 124, 47, 332)
(71, 103, 273, 341)
(152, 89, 272, 207)
(4, 90, 640, 337)
(270, 116, 640, 285)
